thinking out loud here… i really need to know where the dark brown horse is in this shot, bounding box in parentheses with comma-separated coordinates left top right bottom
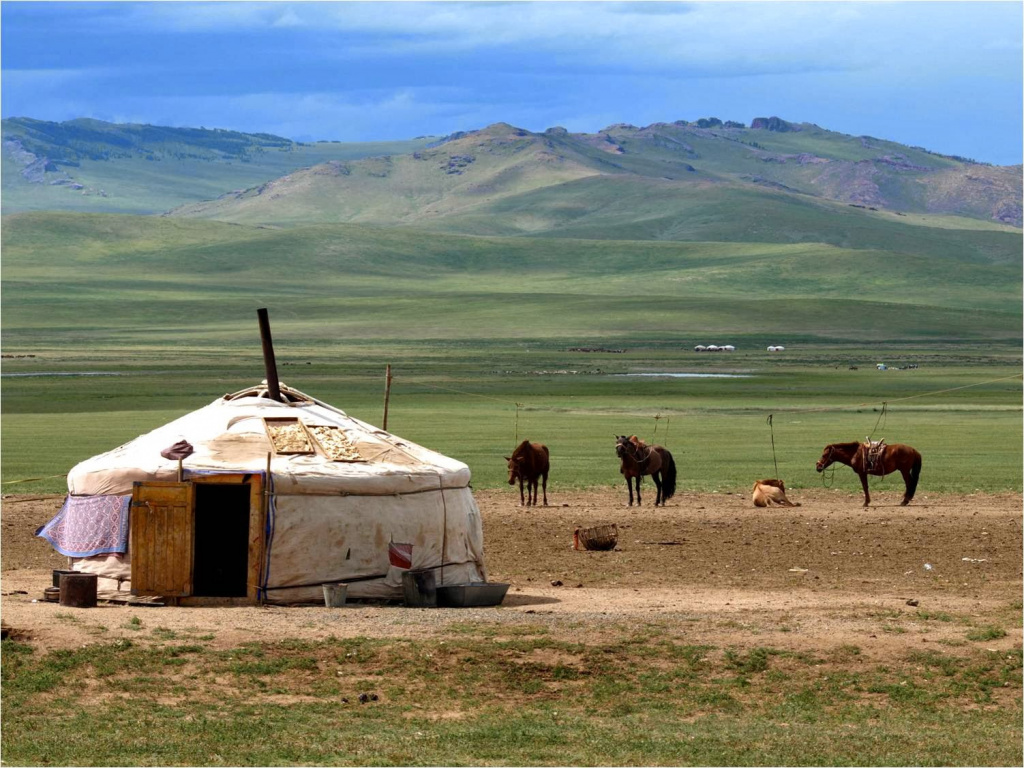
(505, 440, 550, 506)
(816, 441, 922, 507)
(615, 435, 677, 506)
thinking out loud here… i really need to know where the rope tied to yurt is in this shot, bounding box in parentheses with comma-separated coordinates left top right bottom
(1, 473, 67, 486)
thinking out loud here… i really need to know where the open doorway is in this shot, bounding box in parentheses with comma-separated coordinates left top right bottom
(193, 482, 251, 597)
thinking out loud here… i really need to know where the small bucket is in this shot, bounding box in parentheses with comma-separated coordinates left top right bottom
(322, 582, 349, 608)
(402, 569, 437, 608)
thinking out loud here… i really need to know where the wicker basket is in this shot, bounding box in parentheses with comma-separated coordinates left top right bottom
(575, 524, 618, 551)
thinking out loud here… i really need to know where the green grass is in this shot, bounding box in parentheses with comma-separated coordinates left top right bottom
(2, 632, 1020, 766)
(1, 212, 1020, 494)
(967, 626, 1009, 643)
(2, 353, 1021, 494)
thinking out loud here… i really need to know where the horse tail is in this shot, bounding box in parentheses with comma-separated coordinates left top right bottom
(906, 451, 922, 501)
(661, 449, 677, 501)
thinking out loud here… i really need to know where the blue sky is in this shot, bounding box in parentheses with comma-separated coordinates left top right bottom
(2, 1, 1021, 164)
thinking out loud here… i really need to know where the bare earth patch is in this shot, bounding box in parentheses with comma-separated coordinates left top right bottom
(2, 488, 1021, 663)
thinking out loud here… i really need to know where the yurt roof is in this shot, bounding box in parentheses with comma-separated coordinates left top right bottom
(68, 382, 470, 496)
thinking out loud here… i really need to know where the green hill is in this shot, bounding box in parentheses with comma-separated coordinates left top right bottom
(1, 117, 436, 214)
(171, 119, 1022, 231)
(2, 212, 1019, 351)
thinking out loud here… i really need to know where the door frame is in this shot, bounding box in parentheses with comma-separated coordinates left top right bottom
(131, 473, 265, 606)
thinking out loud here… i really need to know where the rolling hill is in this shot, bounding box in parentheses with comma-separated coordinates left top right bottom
(2, 212, 1019, 352)
(1, 117, 436, 214)
(1, 115, 1020, 356)
(169, 118, 1022, 232)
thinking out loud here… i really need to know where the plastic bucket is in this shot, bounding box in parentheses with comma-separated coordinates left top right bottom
(401, 569, 437, 608)
(322, 582, 349, 607)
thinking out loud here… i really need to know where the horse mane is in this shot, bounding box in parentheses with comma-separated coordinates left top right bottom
(828, 441, 862, 452)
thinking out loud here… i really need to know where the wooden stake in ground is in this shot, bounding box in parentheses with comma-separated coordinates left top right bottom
(383, 364, 393, 431)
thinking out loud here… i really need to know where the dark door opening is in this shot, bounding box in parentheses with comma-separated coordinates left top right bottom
(193, 483, 250, 597)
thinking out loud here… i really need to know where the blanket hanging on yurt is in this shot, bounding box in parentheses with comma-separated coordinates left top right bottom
(36, 494, 131, 557)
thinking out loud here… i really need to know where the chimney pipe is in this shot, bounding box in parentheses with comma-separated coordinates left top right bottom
(256, 308, 282, 402)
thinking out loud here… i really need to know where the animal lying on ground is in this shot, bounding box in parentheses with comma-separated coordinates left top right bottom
(752, 478, 801, 507)
(505, 440, 550, 506)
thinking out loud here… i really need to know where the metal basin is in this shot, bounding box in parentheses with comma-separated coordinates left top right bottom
(436, 582, 509, 608)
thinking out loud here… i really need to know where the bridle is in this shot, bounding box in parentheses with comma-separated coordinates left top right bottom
(818, 445, 836, 487)
(618, 438, 652, 468)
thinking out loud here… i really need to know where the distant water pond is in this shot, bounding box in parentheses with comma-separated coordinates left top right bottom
(616, 373, 752, 379)
(1, 372, 125, 378)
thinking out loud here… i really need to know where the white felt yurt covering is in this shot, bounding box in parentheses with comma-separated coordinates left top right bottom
(62, 382, 486, 604)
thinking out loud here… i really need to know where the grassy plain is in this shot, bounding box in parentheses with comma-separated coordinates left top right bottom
(2, 628, 1021, 766)
(2, 212, 1020, 495)
(3, 345, 1021, 495)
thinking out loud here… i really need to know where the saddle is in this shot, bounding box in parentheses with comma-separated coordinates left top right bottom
(629, 436, 652, 463)
(863, 437, 886, 473)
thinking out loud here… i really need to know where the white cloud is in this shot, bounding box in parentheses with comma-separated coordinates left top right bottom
(115, 2, 1019, 78)
(49, 1, 1012, 92)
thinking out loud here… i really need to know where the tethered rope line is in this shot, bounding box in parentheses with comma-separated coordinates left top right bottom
(766, 414, 780, 478)
(410, 381, 520, 406)
(415, 372, 1021, 420)
(652, 414, 670, 445)
(867, 401, 888, 441)
(2, 473, 67, 486)
(772, 374, 1022, 416)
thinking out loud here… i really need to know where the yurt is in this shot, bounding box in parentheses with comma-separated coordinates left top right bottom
(38, 380, 486, 605)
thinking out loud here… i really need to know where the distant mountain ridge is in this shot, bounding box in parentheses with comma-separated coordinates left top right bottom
(0, 117, 437, 214)
(171, 116, 1022, 231)
(2, 115, 1020, 229)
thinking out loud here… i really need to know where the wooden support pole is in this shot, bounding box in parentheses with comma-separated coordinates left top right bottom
(383, 364, 393, 431)
(258, 452, 271, 605)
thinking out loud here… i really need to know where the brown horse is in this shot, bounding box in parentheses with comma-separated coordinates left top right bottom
(505, 440, 550, 506)
(615, 435, 677, 506)
(815, 441, 922, 507)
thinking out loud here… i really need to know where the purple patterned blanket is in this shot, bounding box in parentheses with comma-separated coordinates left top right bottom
(36, 494, 130, 557)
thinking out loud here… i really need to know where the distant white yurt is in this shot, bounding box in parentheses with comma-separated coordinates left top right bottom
(694, 345, 707, 352)
(767, 345, 786, 352)
(40, 381, 486, 605)
(722, 345, 736, 352)
(706, 345, 720, 352)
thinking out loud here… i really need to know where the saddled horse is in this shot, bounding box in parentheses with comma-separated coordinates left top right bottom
(815, 441, 922, 507)
(615, 435, 677, 506)
(505, 440, 550, 506)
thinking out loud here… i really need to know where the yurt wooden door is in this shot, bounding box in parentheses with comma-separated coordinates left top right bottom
(131, 475, 264, 604)
(130, 482, 195, 597)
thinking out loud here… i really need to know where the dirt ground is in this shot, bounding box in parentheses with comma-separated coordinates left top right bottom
(2, 488, 1022, 661)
